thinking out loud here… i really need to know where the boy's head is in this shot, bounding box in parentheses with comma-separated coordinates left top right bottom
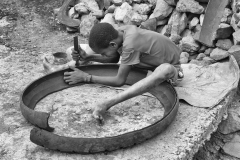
(89, 23, 121, 57)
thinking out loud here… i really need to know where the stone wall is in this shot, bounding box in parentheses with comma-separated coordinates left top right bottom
(62, 0, 240, 67)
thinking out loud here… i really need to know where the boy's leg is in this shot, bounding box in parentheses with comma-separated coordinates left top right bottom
(93, 63, 179, 121)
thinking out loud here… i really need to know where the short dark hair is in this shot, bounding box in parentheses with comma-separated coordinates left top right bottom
(89, 23, 118, 50)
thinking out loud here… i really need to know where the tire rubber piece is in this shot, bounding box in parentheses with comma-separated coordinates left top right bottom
(20, 64, 179, 153)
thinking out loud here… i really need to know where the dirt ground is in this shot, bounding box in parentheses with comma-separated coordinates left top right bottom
(1, 0, 239, 159)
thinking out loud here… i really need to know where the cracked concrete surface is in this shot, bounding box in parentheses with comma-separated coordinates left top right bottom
(0, 0, 237, 159)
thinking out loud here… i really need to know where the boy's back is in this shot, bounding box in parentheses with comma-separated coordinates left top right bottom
(118, 25, 181, 70)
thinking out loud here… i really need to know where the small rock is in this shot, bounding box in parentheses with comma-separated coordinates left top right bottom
(210, 48, 229, 61)
(92, 10, 104, 19)
(75, 3, 89, 14)
(228, 45, 240, 55)
(181, 29, 193, 38)
(189, 54, 198, 61)
(189, 59, 209, 66)
(219, 106, 240, 134)
(202, 56, 215, 65)
(176, 0, 204, 14)
(114, 2, 132, 21)
(159, 25, 168, 35)
(169, 34, 182, 44)
(216, 39, 233, 50)
(112, 0, 123, 6)
(231, 13, 240, 32)
(215, 23, 234, 39)
(140, 18, 157, 31)
(157, 18, 168, 26)
(222, 134, 240, 158)
(79, 15, 98, 37)
(233, 29, 240, 45)
(133, 3, 151, 15)
(193, 24, 201, 40)
(168, 10, 188, 36)
(147, 0, 157, 6)
(68, 7, 77, 19)
(180, 56, 189, 64)
(196, 53, 206, 60)
(204, 48, 213, 56)
(221, 8, 233, 24)
(180, 35, 200, 53)
(107, 5, 117, 13)
(180, 52, 190, 58)
(231, 0, 240, 13)
(156, 25, 165, 33)
(80, 0, 100, 12)
(123, 10, 142, 25)
(101, 13, 117, 27)
(151, 0, 173, 20)
(189, 17, 199, 29)
(198, 45, 207, 53)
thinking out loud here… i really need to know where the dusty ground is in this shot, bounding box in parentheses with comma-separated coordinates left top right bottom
(0, 0, 239, 160)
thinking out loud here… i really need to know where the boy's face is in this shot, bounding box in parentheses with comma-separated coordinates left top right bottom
(93, 42, 119, 58)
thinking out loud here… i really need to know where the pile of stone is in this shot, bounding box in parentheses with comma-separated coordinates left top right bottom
(63, 0, 240, 66)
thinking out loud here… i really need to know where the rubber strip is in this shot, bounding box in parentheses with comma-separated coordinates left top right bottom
(20, 64, 179, 153)
(57, 0, 80, 28)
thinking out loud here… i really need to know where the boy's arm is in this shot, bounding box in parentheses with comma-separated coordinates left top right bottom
(91, 64, 131, 86)
(85, 53, 120, 63)
(64, 64, 132, 87)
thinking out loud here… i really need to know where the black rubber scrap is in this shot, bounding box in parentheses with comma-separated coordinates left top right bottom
(20, 64, 179, 153)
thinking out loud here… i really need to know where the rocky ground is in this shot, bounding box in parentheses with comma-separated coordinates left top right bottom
(1, 0, 240, 160)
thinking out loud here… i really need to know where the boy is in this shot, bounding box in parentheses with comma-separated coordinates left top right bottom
(63, 23, 183, 124)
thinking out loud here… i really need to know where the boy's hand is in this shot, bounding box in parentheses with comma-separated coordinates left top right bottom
(64, 66, 89, 84)
(92, 103, 108, 126)
(71, 46, 88, 61)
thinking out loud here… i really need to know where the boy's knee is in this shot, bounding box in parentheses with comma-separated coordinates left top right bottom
(155, 63, 176, 79)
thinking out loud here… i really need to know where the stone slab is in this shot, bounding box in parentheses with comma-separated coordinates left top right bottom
(0, 49, 236, 160)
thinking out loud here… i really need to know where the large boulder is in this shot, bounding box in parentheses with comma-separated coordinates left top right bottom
(176, 0, 204, 14)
